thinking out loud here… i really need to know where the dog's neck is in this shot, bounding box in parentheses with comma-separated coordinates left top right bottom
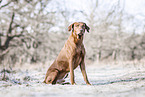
(71, 32, 83, 46)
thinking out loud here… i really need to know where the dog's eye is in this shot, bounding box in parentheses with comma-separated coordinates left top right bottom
(75, 25, 79, 27)
(82, 25, 85, 28)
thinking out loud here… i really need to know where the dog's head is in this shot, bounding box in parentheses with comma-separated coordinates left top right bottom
(68, 22, 90, 39)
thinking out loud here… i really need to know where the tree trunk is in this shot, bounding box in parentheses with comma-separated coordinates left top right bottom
(96, 50, 101, 62)
(112, 50, 116, 60)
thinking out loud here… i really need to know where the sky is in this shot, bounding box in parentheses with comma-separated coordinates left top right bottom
(44, 0, 145, 33)
(63, 0, 145, 33)
(1, 0, 145, 33)
(46, 0, 145, 21)
(67, 0, 145, 19)
(125, 0, 145, 15)
(1, 0, 145, 17)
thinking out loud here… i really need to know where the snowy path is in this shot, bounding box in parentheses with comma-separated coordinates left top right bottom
(0, 62, 145, 97)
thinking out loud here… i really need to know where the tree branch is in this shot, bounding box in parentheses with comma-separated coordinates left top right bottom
(0, 0, 2, 4)
(2, 33, 24, 51)
(7, 12, 15, 35)
(0, 1, 11, 10)
(0, 48, 10, 56)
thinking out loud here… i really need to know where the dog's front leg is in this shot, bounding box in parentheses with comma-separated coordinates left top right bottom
(69, 59, 76, 85)
(80, 61, 91, 85)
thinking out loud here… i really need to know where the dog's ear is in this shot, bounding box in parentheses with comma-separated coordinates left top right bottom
(68, 23, 74, 32)
(85, 23, 90, 33)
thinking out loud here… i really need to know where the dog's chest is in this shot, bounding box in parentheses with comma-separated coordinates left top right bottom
(73, 47, 84, 69)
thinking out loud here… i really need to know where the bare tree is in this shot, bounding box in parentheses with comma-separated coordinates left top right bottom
(0, 0, 55, 64)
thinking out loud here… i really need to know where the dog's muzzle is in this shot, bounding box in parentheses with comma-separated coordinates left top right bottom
(77, 33, 84, 39)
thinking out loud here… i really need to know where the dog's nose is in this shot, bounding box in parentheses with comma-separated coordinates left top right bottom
(80, 29, 84, 33)
(78, 33, 84, 36)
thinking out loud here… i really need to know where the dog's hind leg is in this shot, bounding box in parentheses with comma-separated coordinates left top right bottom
(45, 69, 59, 84)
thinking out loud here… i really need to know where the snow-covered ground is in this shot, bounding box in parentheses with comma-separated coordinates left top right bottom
(0, 61, 145, 97)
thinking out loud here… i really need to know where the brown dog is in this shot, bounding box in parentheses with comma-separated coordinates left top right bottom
(44, 22, 91, 85)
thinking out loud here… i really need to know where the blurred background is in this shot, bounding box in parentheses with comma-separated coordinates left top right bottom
(0, 0, 145, 67)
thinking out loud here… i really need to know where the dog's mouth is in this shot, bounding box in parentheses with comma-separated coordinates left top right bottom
(77, 33, 84, 39)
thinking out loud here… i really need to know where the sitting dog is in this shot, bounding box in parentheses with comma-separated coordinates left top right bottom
(44, 22, 91, 85)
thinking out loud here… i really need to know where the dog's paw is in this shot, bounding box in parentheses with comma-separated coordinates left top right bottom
(87, 83, 91, 85)
(71, 82, 77, 85)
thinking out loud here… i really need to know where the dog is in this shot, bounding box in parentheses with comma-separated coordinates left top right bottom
(44, 22, 91, 85)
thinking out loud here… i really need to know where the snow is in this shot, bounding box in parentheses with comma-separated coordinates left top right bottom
(0, 61, 145, 97)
